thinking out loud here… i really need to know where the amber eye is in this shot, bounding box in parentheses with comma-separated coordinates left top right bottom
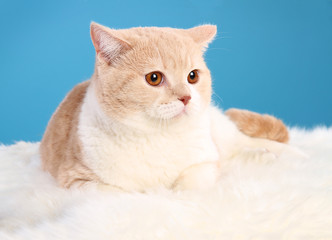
(187, 70, 199, 84)
(145, 72, 163, 86)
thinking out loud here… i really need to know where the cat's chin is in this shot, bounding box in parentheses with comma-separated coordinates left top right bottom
(152, 105, 191, 121)
(151, 109, 192, 127)
(170, 108, 189, 119)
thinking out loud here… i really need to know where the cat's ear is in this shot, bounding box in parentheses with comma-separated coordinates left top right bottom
(186, 25, 217, 49)
(90, 22, 131, 65)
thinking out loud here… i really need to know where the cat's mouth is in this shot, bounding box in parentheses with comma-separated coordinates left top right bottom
(148, 101, 188, 120)
(172, 106, 188, 119)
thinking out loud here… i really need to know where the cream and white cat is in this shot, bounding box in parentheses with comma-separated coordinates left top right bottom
(40, 22, 297, 192)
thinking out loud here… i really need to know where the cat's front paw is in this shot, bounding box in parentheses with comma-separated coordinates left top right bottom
(239, 147, 279, 163)
(172, 162, 222, 191)
(79, 182, 125, 193)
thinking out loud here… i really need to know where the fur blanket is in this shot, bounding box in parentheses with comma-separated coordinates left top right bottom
(0, 127, 331, 239)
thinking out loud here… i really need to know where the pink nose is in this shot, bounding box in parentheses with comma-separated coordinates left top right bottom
(178, 95, 191, 106)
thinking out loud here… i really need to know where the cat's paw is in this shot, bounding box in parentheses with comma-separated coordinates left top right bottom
(240, 147, 279, 163)
(79, 182, 125, 193)
(236, 142, 308, 163)
(234, 137, 309, 164)
(172, 162, 221, 191)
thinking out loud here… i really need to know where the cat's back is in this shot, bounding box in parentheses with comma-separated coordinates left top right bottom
(40, 81, 90, 180)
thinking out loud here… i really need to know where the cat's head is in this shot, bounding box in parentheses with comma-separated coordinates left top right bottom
(90, 22, 216, 130)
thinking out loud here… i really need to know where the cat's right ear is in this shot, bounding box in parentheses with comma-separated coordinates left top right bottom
(186, 25, 217, 50)
(90, 22, 131, 65)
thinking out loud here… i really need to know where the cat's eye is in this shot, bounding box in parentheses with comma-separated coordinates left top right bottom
(187, 70, 199, 84)
(145, 72, 163, 86)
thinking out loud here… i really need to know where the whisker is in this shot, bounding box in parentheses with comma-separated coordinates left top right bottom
(212, 91, 224, 104)
(208, 47, 231, 51)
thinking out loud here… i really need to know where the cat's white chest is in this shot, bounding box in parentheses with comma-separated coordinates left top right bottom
(79, 111, 218, 191)
(78, 86, 219, 191)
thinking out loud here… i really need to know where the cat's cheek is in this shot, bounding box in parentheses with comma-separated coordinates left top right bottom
(186, 85, 204, 113)
(192, 74, 212, 107)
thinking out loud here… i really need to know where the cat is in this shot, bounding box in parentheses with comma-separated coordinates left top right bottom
(40, 22, 298, 192)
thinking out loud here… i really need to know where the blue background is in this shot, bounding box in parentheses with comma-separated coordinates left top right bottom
(1, 0, 332, 144)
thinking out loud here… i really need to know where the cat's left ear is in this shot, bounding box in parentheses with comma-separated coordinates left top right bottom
(186, 25, 217, 50)
(90, 22, 132, 65)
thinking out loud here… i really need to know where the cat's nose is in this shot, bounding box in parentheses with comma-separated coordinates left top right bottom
(178, 95, 191, 106)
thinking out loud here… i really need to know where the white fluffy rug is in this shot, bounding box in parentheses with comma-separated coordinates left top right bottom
(0, 127, 332, 239)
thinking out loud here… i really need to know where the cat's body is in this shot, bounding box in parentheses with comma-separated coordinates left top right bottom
(40, 23, 297, 191)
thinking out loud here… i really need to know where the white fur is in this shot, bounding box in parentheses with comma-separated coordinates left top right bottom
(78, 84, 306, 192)
(78, 84, 219, 191)
(0, 127, 331, 239)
